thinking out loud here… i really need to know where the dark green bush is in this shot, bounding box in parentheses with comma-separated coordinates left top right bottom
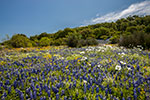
(144, 34, 150, 49)
(119, 31, 150, 49)
(77, 39, 87, 47)
(66, 33, 79, 47)
(53, 38, 66, 46)
(0, 46, 2, 51)
(86, 38, 98, 46)
(66, 32, 98, 47)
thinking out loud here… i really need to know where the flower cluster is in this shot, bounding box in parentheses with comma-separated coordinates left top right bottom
(0, 45, 150, 100)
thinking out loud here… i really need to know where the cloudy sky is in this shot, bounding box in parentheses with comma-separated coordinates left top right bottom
(0, 0, 149, 41)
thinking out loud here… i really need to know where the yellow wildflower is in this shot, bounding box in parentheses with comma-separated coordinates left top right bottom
(133, 65, 136, 68)
(65, 66, 69, 69)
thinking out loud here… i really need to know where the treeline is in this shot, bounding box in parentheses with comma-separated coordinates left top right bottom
(1, 15, 150, 49)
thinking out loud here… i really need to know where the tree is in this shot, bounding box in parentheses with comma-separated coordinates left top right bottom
(145, 24, 150, 33)
(38, 32, 49, 40)
(55, 28, 75, 39)
(79, 28, 94, 39)
(126, 26, 137, 33)
(93, 27, 110, 39)
(66, 32, 82, 47)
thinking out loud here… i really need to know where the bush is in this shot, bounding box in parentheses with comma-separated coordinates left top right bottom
(144, 34, 150, 49)
(66, 33, 79, 47)
(119, 31, 150, 49)
(66, 32, 98, 47)
(53, 38, 66, 46)
(10, 34, 32, 48)
(0, 46, 2, 51)
(86, 38, 98, 46)
(110, 35, 119, 44)
(39, 37, 53, 47)
(77, 39, 87, 47)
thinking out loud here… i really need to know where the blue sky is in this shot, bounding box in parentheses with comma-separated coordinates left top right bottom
(0, 0, 149, 41)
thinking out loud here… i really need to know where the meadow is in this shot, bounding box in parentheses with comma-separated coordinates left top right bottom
(0, 45, 150, 100)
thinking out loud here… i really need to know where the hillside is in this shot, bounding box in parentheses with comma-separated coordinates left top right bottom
(1, 15, 150, 49)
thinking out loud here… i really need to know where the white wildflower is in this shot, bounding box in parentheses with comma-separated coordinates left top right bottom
(97, 65, 102, 68)
(101, 50, 105, 52)
(121, 52, 125, 55)
(115, 65, 121, 70)
(81, 57, 87, 61)
(88, 63, 91, 66)
(80, 51, 85, 54)
(120, 61, 126, 65)
(83, 80, 87, 84)
(127, 67, 131, 70)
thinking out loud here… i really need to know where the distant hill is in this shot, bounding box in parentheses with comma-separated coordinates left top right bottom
(1, 15, 150, 49)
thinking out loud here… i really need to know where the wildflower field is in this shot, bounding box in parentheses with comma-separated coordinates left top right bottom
(0, 45, 150, 100)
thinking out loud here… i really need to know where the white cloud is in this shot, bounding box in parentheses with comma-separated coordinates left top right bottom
(84, 0, 150, 25)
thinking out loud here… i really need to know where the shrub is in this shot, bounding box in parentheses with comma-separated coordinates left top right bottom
(86, 38, 98, 46)
(53, 38, 66, 46)
(119, 31, 150, 49)
(77, 39, 87, 47)
(144, 34, 150, 49)
(0, 46, 2, 51)
(66, 32, 98, 47)
(39, 37, 53, 47)
(66, 34, 79, 47)
(110, 35, 119, 44)
(10, 34, 32, 48)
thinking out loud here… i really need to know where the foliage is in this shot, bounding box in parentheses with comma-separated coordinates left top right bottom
(65, 32, 81, 47)
(85, 37, 98, 46)
(39, 37, 53, 47)
(10, 34, 32, 48)
(0, 46, 2, 50)
(1, 15, 150, 48)
(110, 35, 120, 44)
(119, 31, 150, 49)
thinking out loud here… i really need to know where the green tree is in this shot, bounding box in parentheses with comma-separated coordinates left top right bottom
(38, 32, 49, 40)
(145, 24, 150, 33)
(66, 32, 81, 47)
(126, 26, 137, 33)
(93, 27, 110, 39)
(79, 28, 93, 39)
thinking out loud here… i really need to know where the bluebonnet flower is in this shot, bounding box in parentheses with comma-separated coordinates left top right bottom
(5, 79, 9, 85)
(64, 96, 67, 100)
(30, 91, 33, 99)
(121, 91, 123, 97)
(84, 83, 87, 93)
(40, 97, 43, 100)
(91, 86, 94, 94)
(33, 91, 37, 99)
(52, 85, 59, 94)
(8, 86, 11, 94)
(60, 90, 64, 96)
(56, 93, 59, 100)
(20, 92, 24, 100)
(13, 80, 17, 89)
(95, 95, 99, 100)
(3, 92, 7, 97)
(84, 96, 87, 100)
(96, 86, 99, 93)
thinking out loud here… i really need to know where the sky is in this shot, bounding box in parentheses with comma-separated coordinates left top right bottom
(0, 0, 149, 41)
